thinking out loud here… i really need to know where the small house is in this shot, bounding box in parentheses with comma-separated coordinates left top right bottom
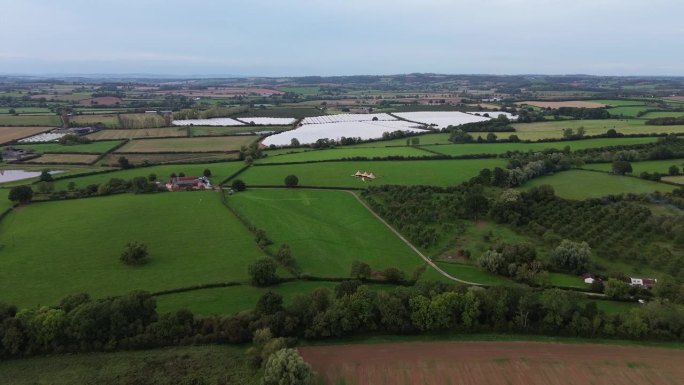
(166, 176, 211, 191)
(629, 277, 657, 289)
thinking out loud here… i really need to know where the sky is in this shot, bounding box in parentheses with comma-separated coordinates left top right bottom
(0, 0, 682, 77)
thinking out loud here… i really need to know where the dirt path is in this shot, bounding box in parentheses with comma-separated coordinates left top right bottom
(344, 190, 483, 286)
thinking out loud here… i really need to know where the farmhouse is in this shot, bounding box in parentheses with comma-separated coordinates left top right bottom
(166, 176, 212, 191)
(629, 277, 657, 289)
(2, 146, 36, 161)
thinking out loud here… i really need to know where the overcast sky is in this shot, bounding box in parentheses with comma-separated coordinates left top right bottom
(0, 0, 682, 77)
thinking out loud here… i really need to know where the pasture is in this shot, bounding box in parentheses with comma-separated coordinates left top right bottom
(512, 119, 684, 137)
(301, 341, 684, 385)
(351, 132, 451, 147)
(608, 105, 652, 117)
(192, 125, 287, 136)
(238, 158, 508, 188)
(226, 189, 424, 277)
(117, 136, 259, 153)
(517, 100, 607, 108)
(521, 169, 677, 199)
(102, 152, 238, 166)
(70, 114, 120, 128)
(0, 114, 61, 126)
(0, 126, 53, 144)
(585, 159, 684, 175)
(156, 281, 340, 315)
(14, 140, 123, 154)
(640, 111, 684, 119)
(87, 127, 188, 140)
(0, 192, 264, 307)
(258, 146, 434, 163)
(421, 137, 659, 156)
(27, 153, 100, 164)
(53, 161, 245, 190)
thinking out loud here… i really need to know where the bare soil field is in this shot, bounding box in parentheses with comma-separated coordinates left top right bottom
(86, 128, 188, 140)
(78, 96, 123, 106)
(116, 136, 258, 153)
(519, 100, 607, 108)
(25, 153, 100, 164)
(103, 152, 238, 165)
(300, 341, 684, 385)
(0, 126, 53, 144)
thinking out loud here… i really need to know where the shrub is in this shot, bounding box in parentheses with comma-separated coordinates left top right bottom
(284, 174, 299, 188)
(120, 241, 149, 265)
(8, 185, 33, 204)
(248, 257, 279, 286)
(262, 348, 313, 385)
(232, 179, 247, 192)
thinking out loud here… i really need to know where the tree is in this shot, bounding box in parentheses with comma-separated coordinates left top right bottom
(290, 138, 300, 147)
(669, 165, 680, 176)
(120, 241, 149, 265)
(486, 132, 498, 142)
(118, 156, 132, 169)
(411, 137, 420, 145)
(36, 181, 54, 194)
(148, 173, 157, 182)
(67, 181, 76, 191)
(39, 170, 53, 182)
(612, 160, 632, 175)
(203, 168, 212, 177)
(464, 187, 489, 220)
(231, 179, 247, 191)
(248, 257, 279, 286)
(350, 260, 371, 280)
(604, 278, 631, 300)
(8, 185, 33, 204)
(549, 239, 592, 274)
(262, 348, 313, 385)
(284, 174, 299, 188)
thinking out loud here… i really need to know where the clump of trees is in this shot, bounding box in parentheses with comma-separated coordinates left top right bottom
(231, 179, 247, 191)
(284, 175, 299, 188)
(477, 243, 546, 284)
(58, 134, 91, 145)
(248, 258, 280, 286)
(549, 240, 591, 274)
(8, 185, 33, 204)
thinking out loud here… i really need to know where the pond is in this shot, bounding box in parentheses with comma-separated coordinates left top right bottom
(0, 169, 63, 184)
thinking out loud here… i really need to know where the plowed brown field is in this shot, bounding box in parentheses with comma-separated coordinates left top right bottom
(300, 341, 684, 385)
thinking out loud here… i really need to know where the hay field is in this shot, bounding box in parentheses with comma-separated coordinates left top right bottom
(301, 341, 684, 385)
(117, 136, 258, 153)
(0, 126, 53, 144)
(86, 127, 188, 140)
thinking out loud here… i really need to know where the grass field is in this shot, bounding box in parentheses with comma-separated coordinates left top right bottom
(13, 140, 123, 154)
(521, 169, 677, 199)
(0, 107, 52, 114)
(53, 161, 245, 190)
(585, 159, 684, 175)
(607, 105, 651, 117)
(259, 146, 434, 163)
(27, 153, 100, 164)
(0, 345, 257, 385)
(192, 125, 288, 136)
(640, 111, 684, 119)
(421, 137, 659, 156)
(351, 133, 452, 147)
(427, 261, 514, 285)
(227, 189, 424, 277)
(0, 126, 53, 144)
(118, 136, 258, 153)
(156, 281, 340, 315)
(103, 152, 238, 166)
(239, 158, 508, 188)
(0, 114, 61, 126)
(86, 127, 188, 140)
(512, 119, 684, 137)
(592, 99, 651, 107)
(70, 114, 120, 128)
(0, 192, 265, 307)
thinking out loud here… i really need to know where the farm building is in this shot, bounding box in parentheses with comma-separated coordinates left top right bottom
(629, 277, 657, 289)
(2, 146, 36, 161)
(166, 176, 212, 191)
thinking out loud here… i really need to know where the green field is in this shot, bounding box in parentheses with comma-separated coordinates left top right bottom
(259, 146, 434, 164)
(421, 137, 659, 157)
(0, 345, 257, 385)
(607, 105, 651, 117)
(239, 158, 507, 188)
(277, 86, 320, 95)
(0, 192, 265, 307)
(0, 114, 62, 126)
(421, 262, 514, 286)
(156, 281, 340, 315)
(13, 140, 123, 154)
(118, 136, 258, 153)
(521, 169, 677, 200)
(227, 189, 424, 277)
(592, 99, 651, 107)
(53, 161, 245, 190)
(585, 159, 684, 175)
(351, 133, 451, 147)
(512, 119, 684, 138)
(192, 125, 287, 136)
(640, 111, 684, 119)
(0, 107, 52, 114)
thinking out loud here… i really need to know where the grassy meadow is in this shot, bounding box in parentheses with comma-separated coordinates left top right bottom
(118, 136, 259, 153)
(226, 189, 424, 277)
(238, 158, 508, 188)
(259, 146, 434, 163)
(0, 114, 62, 126)
(521, 169, 677, 199)
(0, 192, 265, 307)
(13, 140, 123, 154)
(585, 159, 684, 175)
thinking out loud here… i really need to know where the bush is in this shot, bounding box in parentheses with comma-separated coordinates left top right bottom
(284, 174, 299, 188)
(262, 348, 313, 385)
(248, 257, 279, 286)
(232, 179, 247, 192)
(120, 241, 149, 265)
(8, 185, 33, 204)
